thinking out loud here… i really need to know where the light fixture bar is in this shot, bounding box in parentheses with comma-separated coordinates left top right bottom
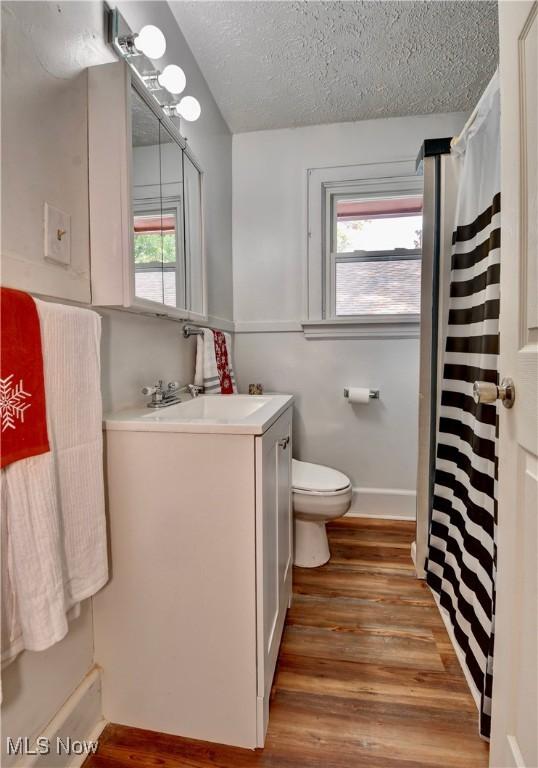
(106, 5, 201, 123)
(116, 34, 140, 57)
(142, 71, 161, 92)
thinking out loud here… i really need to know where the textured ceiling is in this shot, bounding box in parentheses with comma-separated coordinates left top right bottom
(132, 89, 175, 147)
(168, 0, 498, 133)
(132, 91, 160, 147)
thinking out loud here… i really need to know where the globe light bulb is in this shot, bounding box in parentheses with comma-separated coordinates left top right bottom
(135, 25, 166, 59)
(158, 64, 186, 95)
(177, 96, 201, 122)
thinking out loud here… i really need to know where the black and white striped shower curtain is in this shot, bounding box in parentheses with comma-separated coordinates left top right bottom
(426, 72, 500, 740)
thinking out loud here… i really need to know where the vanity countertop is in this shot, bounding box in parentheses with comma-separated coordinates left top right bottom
(104, 394, 294, 435)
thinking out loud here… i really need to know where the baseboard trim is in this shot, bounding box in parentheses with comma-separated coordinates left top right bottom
(506, 735, 525, 768)
(347, 487, 416, 520)
(13, 666, 106, 768)
(429, 589, 480, 712)
(347, 511, 416, 521)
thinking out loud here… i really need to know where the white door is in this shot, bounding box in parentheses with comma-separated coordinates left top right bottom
(490, 3, 538, 767)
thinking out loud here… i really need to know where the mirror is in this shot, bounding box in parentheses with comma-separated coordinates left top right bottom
(131, 87, 165, 306)
(183, 153, 204, 317)
(159, 124, 185, 309)
(130, 84, 204, 317)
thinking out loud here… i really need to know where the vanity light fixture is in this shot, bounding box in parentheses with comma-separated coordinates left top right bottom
(118, 24, 166, 59)
(166, 96, 202, 122)
(142, 65, 186, 95)
(177, 96, 201, 121)
(108, 6, 201, 122)
(141, 71, 161, 92)
(158, 64, 186, 95)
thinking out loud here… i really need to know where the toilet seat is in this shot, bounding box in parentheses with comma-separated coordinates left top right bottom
(292, 459, 351, 495)
(295, 485, 352, 497)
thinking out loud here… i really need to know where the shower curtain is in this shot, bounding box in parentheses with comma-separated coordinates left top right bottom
(426, 71, 500, 740)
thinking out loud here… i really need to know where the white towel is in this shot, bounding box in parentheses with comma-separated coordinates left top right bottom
(194, 328, 237, 394)
(1, 300, 108, 660)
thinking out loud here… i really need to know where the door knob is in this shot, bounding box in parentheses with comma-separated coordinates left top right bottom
(472, 378, 515, 409)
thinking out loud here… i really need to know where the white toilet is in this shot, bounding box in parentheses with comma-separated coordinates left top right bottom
(292, 459, 352, 568)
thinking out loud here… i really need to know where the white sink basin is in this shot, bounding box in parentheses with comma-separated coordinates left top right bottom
(104, 394, 293, 435)
(142, 395, 270, 421)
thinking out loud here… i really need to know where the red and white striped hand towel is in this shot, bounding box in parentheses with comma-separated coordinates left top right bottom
(194, 329, 237, 394)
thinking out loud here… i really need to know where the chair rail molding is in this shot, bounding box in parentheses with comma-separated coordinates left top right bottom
(301, 316, 420, 340)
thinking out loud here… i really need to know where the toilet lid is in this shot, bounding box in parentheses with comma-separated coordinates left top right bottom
(292, 459, 351, 493)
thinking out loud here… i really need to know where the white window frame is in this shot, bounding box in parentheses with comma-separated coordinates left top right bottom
(304, 159, 423, 339)
(328, 188, 422, 319)
(133, 196, 185, 311)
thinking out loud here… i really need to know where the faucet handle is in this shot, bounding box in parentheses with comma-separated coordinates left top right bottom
(142, 381, 164, 398)
(167, 381, 180, 391)
(187, 384, 204, 397)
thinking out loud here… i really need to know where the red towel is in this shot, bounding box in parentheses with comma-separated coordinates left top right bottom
(1, 287, 50, 468)
(213, 330, 234, 394)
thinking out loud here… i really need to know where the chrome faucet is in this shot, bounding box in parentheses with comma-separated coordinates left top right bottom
(141, 381, 204, 408)
(141, 380, 181, 409)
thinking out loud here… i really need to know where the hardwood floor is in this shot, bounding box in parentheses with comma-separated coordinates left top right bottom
(84, 517, 489, 768)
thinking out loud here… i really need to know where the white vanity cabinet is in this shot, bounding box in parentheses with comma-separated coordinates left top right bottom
(93, 397, 293, 749)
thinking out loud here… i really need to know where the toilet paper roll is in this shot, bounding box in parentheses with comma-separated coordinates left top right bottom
(346, 387, 371, 404)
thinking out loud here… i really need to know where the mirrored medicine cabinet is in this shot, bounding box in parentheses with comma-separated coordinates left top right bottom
(88, 60, 206, 321)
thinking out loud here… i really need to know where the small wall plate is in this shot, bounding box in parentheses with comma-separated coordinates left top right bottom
(44, 202, 71, 266)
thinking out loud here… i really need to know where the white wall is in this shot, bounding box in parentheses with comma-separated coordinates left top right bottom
(232, 113, 467, 509)
(233, 113, 466, 324)
(0, 1, 231, 761)
(236, 332, 419, 488)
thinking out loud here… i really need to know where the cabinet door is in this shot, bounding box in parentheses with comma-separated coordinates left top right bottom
(255, 407, 292, 745)
(183, 153, 206, 319)
(131, 87, 164, 305)
(159, 124, 186, 311)
(89, 62, 207, 319)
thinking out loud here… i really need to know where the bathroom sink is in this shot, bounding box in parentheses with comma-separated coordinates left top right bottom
(143, 395, 271, 421)
(104, 394, 293, 435)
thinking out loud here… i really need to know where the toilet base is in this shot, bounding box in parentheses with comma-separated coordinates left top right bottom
(294, 518, 330, 568)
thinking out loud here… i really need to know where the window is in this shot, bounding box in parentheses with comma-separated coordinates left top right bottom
(133, 200, 184, 308)
(305, 161, 423, 338)
(331, 193, 423, 317)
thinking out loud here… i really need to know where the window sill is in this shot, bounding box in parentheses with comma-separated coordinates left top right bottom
(301, 315, 420, 340)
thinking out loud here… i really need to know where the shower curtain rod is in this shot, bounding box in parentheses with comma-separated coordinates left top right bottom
(451, 107, 479, 149)
(451, 68, 499, 149)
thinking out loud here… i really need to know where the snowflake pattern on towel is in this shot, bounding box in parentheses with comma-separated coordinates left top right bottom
(0, 374, 32, 432)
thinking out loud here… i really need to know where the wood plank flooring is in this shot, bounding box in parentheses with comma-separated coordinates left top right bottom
(84, 517, 489, 768)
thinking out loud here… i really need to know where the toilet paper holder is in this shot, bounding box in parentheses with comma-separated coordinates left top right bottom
(344, 388, 380, 400)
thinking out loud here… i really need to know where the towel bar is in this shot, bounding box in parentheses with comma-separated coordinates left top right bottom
(182, 325, 204, 338)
